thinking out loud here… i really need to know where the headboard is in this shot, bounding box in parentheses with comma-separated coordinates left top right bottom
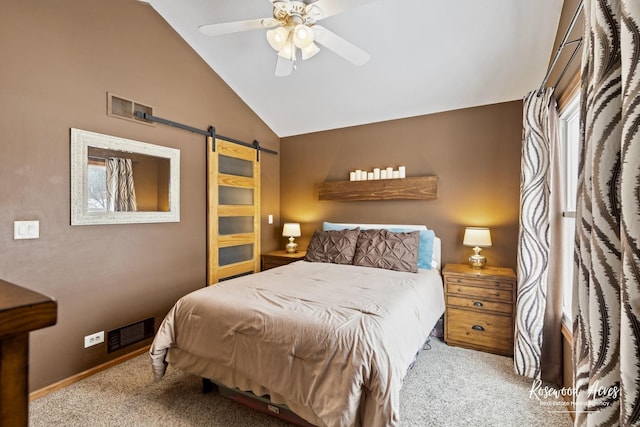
(322, 222, 442, 271)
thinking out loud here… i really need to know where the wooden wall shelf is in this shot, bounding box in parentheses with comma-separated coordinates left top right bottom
(318, 176, 438, 201)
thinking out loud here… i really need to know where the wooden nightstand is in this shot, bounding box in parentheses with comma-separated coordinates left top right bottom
(261, 250, 307, 271)
(443, 263, 516, 357)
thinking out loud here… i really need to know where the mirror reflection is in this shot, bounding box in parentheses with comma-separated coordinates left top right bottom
(71, 128, 180, 225)
(86, 147, 171, 213)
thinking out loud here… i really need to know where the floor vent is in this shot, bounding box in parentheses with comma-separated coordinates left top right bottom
(107, 317, 155, 353)
(107, 92, 154, 125)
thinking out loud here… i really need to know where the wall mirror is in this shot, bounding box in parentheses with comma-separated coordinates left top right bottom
(71, 128, 180, 225)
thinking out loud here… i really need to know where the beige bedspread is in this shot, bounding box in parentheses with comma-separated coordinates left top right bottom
(150, 261, 444, 427)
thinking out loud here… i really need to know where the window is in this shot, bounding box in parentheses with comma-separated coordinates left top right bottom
(558, 94, 580, 327)
(87, 159, 107, 212)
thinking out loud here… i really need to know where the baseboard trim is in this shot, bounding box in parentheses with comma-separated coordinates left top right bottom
(29, 345, 149, 401)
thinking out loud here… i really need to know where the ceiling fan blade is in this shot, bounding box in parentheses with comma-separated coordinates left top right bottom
(199, 18, 279, 37)
(313, 25, 370, 66)
(275, 55, 294, 77)
(308, 0, 380, 20)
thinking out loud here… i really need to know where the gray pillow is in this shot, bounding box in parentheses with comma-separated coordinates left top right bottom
(353, 229, 419, 273)
(305, 228, 360, 264)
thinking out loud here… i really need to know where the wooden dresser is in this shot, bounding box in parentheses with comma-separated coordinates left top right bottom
(0, 279, 57, 426)
(261, 250, 306, 271)
(443, 264, 516, 356)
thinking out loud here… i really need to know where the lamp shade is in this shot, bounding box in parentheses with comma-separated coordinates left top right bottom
(266, 27, 290, 51)
(463, 227, 492, 247)
(293, 24, 314, 49)
(282, 223, 301, 237)
(301, 42, 320, 60)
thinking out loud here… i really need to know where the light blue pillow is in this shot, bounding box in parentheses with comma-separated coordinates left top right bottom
(322, 222, 434, 270)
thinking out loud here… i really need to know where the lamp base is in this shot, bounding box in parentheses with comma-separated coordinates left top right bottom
(285, 237, 298, 254)
(468, 254, 486, 269)
(468, 246, 486, 269)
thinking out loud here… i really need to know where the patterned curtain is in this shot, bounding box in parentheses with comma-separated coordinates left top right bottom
(572, 0, 640, 425)
(514, 88, 563, 384)
(106, 157, 137, 212)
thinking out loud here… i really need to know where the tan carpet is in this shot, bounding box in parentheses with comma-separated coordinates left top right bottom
(29, 338, 572, 426)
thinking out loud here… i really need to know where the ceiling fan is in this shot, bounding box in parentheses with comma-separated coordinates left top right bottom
(198, 0, 377, 77)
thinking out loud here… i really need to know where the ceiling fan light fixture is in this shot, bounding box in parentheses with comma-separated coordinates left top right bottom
(301, 42, 320, 60)
(266, 26, 290, 51)
(293, 24, 314, 48)
(278, 40, 295, 60)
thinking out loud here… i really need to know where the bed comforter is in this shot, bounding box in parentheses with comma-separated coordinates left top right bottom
(150, 261, 444, 427)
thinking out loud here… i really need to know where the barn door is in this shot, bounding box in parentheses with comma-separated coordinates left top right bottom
(207, 137, 260, 285)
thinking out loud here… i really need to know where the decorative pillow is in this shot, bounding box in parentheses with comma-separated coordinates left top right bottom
(323, 222, 434, 270)
(305, 228, 360, 264)
(353, 229, 419, 273)
(388, 228, 435, 270)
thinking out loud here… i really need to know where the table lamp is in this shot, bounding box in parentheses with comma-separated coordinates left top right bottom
(463, 227, 492, 268)
(282, 223, 301, 253)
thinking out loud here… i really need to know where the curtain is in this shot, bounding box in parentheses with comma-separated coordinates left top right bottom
(106, 157, 137, 212)
(514, 88, 563, 384)
(573, 0, 640, 425)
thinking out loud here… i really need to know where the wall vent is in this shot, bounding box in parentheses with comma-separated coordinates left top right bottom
(107, 92, 154, 126)
(107, 317, 155, 353)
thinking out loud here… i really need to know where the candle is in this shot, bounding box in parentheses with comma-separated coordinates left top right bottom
(361, 172, 367, 181)
(398, 166, 406, 178)
(386, 167, 393, 177)
(367, 172, 374, 180)
(380, 170, 387, 179)
(373, 168, 380, 180)
(392, 170, 400, 179)
(349, 171, 356, 181)
(355, 169, 362, 181)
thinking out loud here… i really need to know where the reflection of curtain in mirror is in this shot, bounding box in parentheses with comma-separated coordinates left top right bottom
(106, 157, 137, 212)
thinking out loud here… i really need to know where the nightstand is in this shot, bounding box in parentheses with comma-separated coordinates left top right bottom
(443, 263, 516, 357)
(261, 250, 307, 271)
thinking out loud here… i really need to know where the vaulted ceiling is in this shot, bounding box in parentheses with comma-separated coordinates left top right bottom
(143, 0, 563, 137)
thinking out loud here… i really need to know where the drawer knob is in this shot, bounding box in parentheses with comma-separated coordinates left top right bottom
(457, 279, 462, 283)
(473, 301, 483, 307)
(472, 325, 485, 332)
(495, 282, 500, 287)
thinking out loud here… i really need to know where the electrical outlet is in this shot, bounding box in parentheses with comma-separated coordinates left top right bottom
(84, 331, 104, 348)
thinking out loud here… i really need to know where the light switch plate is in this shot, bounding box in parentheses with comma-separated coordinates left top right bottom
(14, 220, 40, 239)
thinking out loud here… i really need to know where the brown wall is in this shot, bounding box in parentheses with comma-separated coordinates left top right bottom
(0, 0, 279, 391)
(280, 101, 523, 270)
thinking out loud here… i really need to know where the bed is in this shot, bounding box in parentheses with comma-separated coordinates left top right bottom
(149, 223, 445, 427)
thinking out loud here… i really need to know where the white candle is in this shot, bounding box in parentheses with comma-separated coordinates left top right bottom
(392, 170, 400, 179)
(373, 168, 380, 180)
(386, 167, 393, 177)
(398, 166, 406, 178)
(367, 172, 374, 180)
(349, 171, 356, 181)
(355, 169, 362, 181)
(361, 172, 367, 181)
(380, 170, 387, 179)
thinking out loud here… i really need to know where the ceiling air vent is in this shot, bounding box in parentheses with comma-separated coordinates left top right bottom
(107, 92, 154, 126)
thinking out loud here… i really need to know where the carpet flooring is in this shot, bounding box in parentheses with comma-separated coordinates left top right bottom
(29, 338, 572, 426)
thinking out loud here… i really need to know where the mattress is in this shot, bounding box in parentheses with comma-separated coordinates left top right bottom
(150, 260, 445, 427)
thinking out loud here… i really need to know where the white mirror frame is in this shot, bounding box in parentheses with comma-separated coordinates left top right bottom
(71, 128, 180, 225)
